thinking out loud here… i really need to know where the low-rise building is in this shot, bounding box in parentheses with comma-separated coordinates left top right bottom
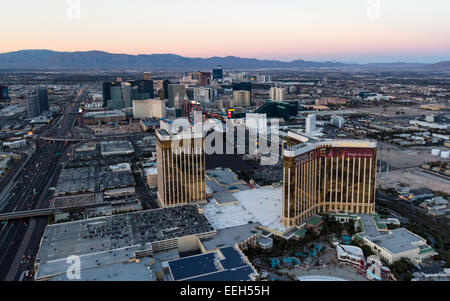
(109, 163, 131, 172)
(355, 215, 437, 265)
(334, 243, 365, 271)
(145, 167, 157, 188)
(83, 110, 126, 125)
(34, 204, 216, 281)
(3, 139, 26, 149)
(100, 140, 134, 156)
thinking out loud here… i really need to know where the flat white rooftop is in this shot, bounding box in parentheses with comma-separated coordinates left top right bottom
(202, 200, 257, 230)
(234, 187, 288, 233)
(48, 257, 155, 281)
(202, 187, 288, 234)
(145, 167, 157, 175)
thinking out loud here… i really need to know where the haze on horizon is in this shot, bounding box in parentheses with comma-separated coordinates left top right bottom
(1, 0, 449, 64)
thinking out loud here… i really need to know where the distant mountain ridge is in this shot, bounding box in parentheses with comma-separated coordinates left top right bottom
(0, 49, 448, 70)
(425, 61, 450, 71)
(0, 50, 346, 69)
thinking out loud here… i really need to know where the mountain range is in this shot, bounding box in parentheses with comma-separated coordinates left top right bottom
(0, 49, 448, 70)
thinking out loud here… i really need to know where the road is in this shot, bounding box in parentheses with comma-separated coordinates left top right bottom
(131, 161, 159, 209)
(0, 151, 29, 192)
(0, 201, 117, 221)
(0, 89, 86, 280)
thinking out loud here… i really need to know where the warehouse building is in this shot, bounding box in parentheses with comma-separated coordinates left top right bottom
(83, 110, 126, 125)
(100, 140, 135, 156)
(34, 204, 216, 281)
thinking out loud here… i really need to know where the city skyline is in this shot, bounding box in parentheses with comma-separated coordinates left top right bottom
(0, 0, 449, 286)
(1, 0, 450, 63)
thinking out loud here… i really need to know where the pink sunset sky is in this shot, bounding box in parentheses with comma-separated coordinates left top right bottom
(1, 0, 449, 63)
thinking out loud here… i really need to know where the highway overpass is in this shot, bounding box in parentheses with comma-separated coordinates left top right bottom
(0, 203, 109, 221)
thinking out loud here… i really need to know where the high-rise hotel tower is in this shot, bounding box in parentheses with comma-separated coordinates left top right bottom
(282, 131, 377, 227)
(156, 127, 206, 207)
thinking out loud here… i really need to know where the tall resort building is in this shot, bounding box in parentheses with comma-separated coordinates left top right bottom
(168, 84, 186, 108)
(282, 131, 377, 227)
(27, 94, 40, 118)
(156, 127, 206, 207)
(36, 88, 49, 112)
(269, 87, 286, 102)
(102, 82, 122, 107)
(212, 65, 223, 80)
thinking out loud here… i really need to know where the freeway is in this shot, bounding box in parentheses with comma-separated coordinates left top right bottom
(0, 150, 32, 211)
(0, 208, 56, 221)
(37, 131, 151, 143)
(38, 136, 86, 142)
(0, 89, 87, 281)
(0, 202, 116, 221)
(0, 151, 29, 192)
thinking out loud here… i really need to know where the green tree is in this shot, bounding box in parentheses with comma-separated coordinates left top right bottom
(389, 258, 414, 281)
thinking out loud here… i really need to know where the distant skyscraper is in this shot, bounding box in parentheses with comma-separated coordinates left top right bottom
(168, 84, 186, 108)
(102, 82, 111, 107)
(102, 82, 122, 107)
(282, 132, 377, 226)
(188, 71, 211, 86)
(36, 88, 49, 112)
(193, 87, 211, 105)
(269, 87, 286, 102)
(258, 75, 271, 83)
(27, 94, 40, 118)
(131, 86, 139, 100)
(162, 80, 169, 100)
(107, 86, 125, 109)
(232, 90, 250, 107)
(156, 127, 206, 207)
(212, 65, 223, 80)
(230, 72, 246, 82)
(130, 79, 154, 99)
(110, 86, 122, 101)
(305, 114, 316, 133)
(185, 87, 194, 100)
(121, 82, 132, 107)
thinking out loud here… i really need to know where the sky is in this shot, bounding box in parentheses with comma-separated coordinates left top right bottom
(1, 0, 449, 63)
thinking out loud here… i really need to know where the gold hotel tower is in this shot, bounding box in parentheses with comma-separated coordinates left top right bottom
(282, 132, 377, 227)
(156, 129, 206, 207)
